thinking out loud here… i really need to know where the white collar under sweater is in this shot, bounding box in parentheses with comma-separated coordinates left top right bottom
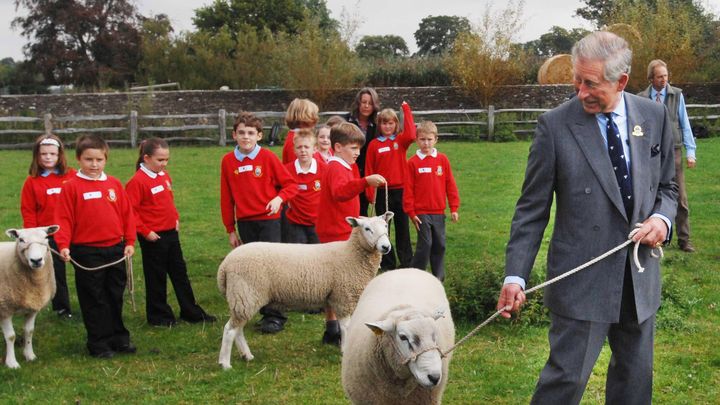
(77, 170, 108, 181)
(139, 163, 166, 179)
(294, 158, 318, 174)
(327, 156, 352, 170)
(416, 148, 438, 160)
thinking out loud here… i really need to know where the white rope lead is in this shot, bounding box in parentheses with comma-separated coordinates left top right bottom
(441, 223, 664, 357)
(50, 247, 136, 311)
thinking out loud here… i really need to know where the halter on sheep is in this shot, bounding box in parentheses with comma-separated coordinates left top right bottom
(217, 212, 393, 369)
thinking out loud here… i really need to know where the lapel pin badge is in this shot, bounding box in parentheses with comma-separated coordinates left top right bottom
(631, 125, 644, 137)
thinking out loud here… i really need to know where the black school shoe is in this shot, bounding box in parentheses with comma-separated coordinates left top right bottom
(90, 350, 114, 359)
(180, 311, 217, 324)
(113, 343, 137, 354)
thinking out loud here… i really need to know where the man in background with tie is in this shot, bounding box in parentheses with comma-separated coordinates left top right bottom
(638, 60, 697, 252)
(496, 32, 678, 404)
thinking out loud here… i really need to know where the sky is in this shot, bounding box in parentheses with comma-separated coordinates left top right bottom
(2, 0, 720, 61)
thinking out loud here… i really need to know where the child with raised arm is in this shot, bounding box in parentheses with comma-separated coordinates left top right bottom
(126, 137, 216, 327)
(364, 101, 416, 270)
(284, 128, 327, 244)
(403, 121, 460, 282)
(54, 134, 136, 359)
(220, 111, 297, 333)
(282, 98, 319, 164)
(315, 122, 386, 345)
(20, 134, 76, 319)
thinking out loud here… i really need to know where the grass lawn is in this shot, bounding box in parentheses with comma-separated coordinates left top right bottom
(0, 138, 718, 404)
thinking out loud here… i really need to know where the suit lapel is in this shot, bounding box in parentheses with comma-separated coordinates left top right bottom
(568, 101, 628, 220)
(626, 95, 651, 223)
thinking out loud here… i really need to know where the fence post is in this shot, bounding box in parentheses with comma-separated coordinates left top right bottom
(44, 113, 53, 135)
(129, 110, 138, 148)
(218, 109, 227, 146)
(487, 105, 495, 141)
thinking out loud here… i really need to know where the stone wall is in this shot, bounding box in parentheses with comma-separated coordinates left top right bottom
(1, 83, 717, 117)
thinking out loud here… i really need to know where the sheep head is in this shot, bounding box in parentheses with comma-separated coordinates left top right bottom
(366, 308, 444, 388)
(346, 213, 393, 254)
(5, 226, 59, 269)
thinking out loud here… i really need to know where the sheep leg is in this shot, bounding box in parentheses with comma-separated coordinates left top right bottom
(219, 320, 238, 370)
(338, 317, 350, 353)
(1, 317, 19, 369)
(22, 312, 38, 362)
(232, 321, 253, 361)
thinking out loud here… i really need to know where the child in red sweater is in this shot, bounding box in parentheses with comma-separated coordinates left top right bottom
(281, 98, 319, 164)
(20, 134, 76, 318)
(220, 111, 297, 333)
(126, 137, 216, 327)
(315, 122, 386, 345)
(365, 101, 416, 270)
(284, 128, 327, 244)
(403, 121, 460, 282)
(54, 134, 136, 358)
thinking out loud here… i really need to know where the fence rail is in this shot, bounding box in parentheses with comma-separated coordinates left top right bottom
(0, 104, 717, 149)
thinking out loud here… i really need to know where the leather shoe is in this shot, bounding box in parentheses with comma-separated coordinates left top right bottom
(114, 343, 137, 354)
(679, 242, 696, 253)
(91, 350, 114, 359)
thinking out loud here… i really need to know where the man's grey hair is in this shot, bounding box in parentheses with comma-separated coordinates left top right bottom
(646, 59, 668, 80)
(571, 31, 632, 83)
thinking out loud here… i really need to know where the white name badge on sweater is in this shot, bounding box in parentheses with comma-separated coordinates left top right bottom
(298, 184, 308, 190)
(151, 185, 165, 194)
(83, 191, 102, 200)
(46, 187, 61, 195)
(378, 146, 391, 153)
(418, 167, 432, 173)
(238, 164, 253, 173)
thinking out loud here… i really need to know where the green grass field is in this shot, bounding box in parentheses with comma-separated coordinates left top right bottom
(0, 139, 718, 404)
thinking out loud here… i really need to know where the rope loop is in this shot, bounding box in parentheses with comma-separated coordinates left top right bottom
(441, 223, 665, 357)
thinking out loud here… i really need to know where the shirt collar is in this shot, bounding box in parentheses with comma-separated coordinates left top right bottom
(294, 158, 318, 174)
(76, 170, 107, 181)
(376, 134, 396, 142)
(328, 156, 352, 170)
(416, 148, 438, 159)
(651, 86, 666, 100)
(234, 144, 261, 161)
(40, 168, 60, 177)
(596, 92, 627, 121)
(139, 163, 165, 179)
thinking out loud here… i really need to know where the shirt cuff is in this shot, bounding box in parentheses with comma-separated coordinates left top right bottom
(503, 276, 526, 290)
(651, 213, 672, 242)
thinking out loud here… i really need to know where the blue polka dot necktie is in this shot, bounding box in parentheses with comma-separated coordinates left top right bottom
(604, 112, 633, 218)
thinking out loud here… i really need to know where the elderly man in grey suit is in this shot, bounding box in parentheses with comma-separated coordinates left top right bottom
(496, 31, 678, 405)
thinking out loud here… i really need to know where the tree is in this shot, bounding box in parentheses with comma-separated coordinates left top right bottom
(445, 0, 526, 107)
(575, 0, 614, 28)
(414, 15, 471, 56)
(193, 0, 337, 37)
(12, 0, 142, 88)
(522, 26, 590, 57)
(355, 35, 409, 59)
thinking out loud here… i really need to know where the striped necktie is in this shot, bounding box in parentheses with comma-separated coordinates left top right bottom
(655, 91, 662, 103)
(604, 112, 633, 218)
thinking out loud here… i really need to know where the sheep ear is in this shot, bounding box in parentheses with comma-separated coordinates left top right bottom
(366, 320, 393, 335)
(431, 309, 445, 320)
(346, 217, 361, 227)
(383, 211, 394, 223)
(45, 225, 60, 235)
(5, 229, 19, 239)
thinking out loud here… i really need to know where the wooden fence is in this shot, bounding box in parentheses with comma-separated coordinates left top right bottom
(0, 104, 718, 149)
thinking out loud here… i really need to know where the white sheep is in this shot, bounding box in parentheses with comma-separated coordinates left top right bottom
(217, 213, 393, 368)
(342, 268, 455, 405)
(1, 226, 58, 369)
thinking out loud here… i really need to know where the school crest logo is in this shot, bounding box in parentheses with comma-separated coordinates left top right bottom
(253, 166, 263, 177)
(436, 166, 443, 176)
(313, 179, 321, 191)
(393, 142, 399, 150)
(107, 188, 117, 202)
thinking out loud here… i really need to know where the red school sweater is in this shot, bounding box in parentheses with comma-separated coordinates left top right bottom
(54, 172, 136, 250)
(282, 129, 297, 164)
(315, 157, 367, 242)
(284, 158, 327, 226)
(125, 165, 179, 237)
(20, 168, 76, 228)
(364, 102, 416, 202)
(403, 150, 460, 219)
(220, 147, 298, 233)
